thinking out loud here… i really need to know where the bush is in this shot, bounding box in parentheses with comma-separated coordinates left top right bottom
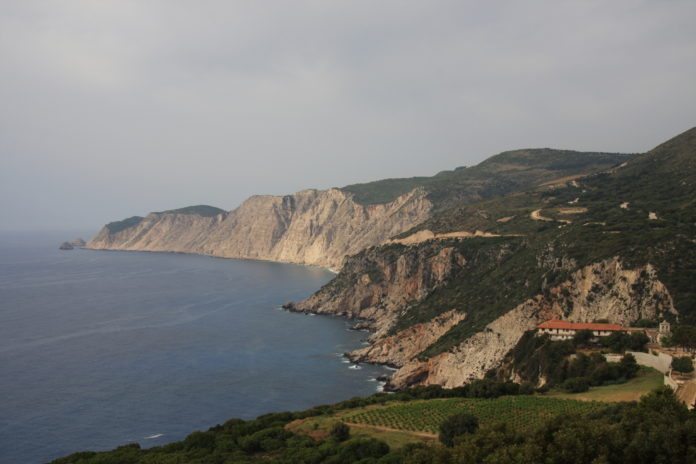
(330, 422, 350, 442)
(330, 438, 390, 463)
(439, 413, 479, 447)
(573, 329, 594, 347)
(672, 326, 696, 351)
(561, 377, 590, 393)
(671, 356, 694, 373)
(619, 353, 639, 379)
(628, 332, 650, 351)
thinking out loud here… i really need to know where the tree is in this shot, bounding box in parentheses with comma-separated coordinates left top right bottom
(671, 326, 696, 352)
(628, 332, 650, 351)
(573, 329, 594, 347)
(562, 377, 590, 393)
(619, 353, 639, 379)
(671, 356, 694, 374)
(439, 413, 479, 447)
(329, 422, 350, 442)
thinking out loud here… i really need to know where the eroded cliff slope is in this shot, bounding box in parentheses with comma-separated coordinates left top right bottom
(88, 188, 432, 269)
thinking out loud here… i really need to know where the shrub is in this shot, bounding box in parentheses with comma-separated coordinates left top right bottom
(439, 413, 479, 447)
(619, 353, 639, 379)
(561, 377, 590, 393)
(573, 329, 594, 347)
(671, 356, 694, 373)
(330, 422, 350, 442)
(184, 431, 216, 450)
(628, 332, 650, 351)
(331, 438, 390, 463)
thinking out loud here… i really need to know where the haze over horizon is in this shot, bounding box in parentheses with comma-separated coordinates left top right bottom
(2, 1, 696, 231)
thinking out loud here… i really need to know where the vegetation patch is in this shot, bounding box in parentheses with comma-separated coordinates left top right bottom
(344, 396, 605, 435)
(158, 204, 226, 217)
(105, 216, 144, 233)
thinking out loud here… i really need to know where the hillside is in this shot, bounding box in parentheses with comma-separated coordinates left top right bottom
(51, 386, 693, 464)
(294, 127, 696, 389)
(88, 150, 626, 270)
(343, 149, 628, 209)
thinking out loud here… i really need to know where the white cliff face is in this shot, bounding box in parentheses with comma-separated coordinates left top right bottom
(87, 188, 432, 270)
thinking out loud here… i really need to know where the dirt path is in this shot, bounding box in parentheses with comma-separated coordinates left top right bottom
(677, 380, 696, 409)
(388, 229, 522, 246)
(530, 209, 571, 224)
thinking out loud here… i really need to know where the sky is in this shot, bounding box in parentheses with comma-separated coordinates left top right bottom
(1, 1, 695, 231)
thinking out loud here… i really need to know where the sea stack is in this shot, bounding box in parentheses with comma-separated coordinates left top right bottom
(59, 242, 74, 250)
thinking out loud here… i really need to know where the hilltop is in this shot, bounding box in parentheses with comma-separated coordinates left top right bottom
(342, 148, 629, 208)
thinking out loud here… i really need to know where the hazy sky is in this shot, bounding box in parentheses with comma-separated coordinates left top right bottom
(1, 1, 695, 231)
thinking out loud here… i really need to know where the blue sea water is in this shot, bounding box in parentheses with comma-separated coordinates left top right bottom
(0, 232, 389, 463)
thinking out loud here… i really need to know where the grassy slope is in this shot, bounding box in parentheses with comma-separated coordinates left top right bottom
(105, 215, 144, 233)
(548, 367, 664, 402)
(104, 205, 225, 234)
(291, 395, 606, 448)
(342, 149, 630, 208)
(157, 205, 226, 217)
(291, 373, 662, 448)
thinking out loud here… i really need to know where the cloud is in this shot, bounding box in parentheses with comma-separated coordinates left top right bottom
(1, 0, 695, 230)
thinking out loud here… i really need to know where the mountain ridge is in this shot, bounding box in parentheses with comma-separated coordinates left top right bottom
(89, 148, 629, 270)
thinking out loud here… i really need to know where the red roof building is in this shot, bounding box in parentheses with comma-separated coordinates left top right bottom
(537, 319, 626, 340)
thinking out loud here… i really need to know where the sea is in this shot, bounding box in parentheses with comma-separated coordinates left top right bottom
(0, 231, 390, 463)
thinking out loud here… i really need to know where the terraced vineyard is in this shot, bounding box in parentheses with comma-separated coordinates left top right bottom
(345, 396, 605, 434)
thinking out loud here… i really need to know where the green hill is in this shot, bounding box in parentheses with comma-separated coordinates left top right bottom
(342, 149, 631, 208)
(157, 205, 226, 217)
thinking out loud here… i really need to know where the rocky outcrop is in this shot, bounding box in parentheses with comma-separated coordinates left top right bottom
(388, 297, 559, 388)
(293, 242, 467, 335)
(59, 242, 74, 250)
(70, 238, 87, 247)
(384, 257, 677, 389)
(88, 188, 432, 270)
(348, 310, 467, 367)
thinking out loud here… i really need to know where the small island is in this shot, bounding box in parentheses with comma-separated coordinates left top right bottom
(70, 238, 86, 247)
(59, 238, 86, 250)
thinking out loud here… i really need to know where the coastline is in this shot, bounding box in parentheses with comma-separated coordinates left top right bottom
(84, 245, 340, 274)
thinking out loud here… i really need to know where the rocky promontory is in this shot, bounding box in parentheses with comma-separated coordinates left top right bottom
(87, 189, 432, 270)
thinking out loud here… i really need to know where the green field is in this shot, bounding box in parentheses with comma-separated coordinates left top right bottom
(344, 396, 604, 434)
(549, 366, 664, 402)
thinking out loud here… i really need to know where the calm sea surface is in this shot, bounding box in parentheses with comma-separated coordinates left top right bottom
(0, 232, 389, 463)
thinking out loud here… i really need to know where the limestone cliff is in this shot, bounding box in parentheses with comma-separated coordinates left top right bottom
(88, 188, 432, 270)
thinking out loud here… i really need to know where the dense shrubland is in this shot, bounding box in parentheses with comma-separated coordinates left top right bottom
(496, 332, 645, 389)
(52, 388, 695, 464)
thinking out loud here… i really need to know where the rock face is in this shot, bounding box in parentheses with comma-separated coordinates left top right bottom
(296, 249, 677, 390)
(87, 188, 432, 270)
(385, 258, 677, 389)
(348, 310, 467, 367)
(294, 241, 467, 336)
